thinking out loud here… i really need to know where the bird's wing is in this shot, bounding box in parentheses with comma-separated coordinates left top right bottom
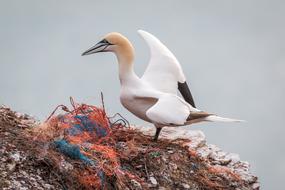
(138, 30, 196, 108)
(145, 94, 193, 125)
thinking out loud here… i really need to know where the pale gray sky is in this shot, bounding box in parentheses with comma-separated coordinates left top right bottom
(0, 1, 284, 189)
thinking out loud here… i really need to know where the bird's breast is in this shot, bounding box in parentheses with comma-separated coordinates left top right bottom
(120, 91, 158, 123)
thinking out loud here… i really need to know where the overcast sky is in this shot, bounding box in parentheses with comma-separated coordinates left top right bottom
(0, 1, 284, 189)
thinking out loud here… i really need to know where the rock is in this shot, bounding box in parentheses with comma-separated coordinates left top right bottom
(59, 160, 74, 171)
(0, 106, 259, 190)
(169, 162, 178, 170)
(149, 176, 158, 186)
(134, 124, 259, 190)
(7, 162, 16, 172)
(130, 179, 142, 190)
(44, 184, 54, 189)
(252, 182, 260, 189)
(0, 107, 64, 190)
(182, 183, 190, 189)
(226, 153, 241, 163)
(10, 152, 21, 162)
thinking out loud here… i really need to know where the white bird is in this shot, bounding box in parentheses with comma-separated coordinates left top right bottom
(82, 30, 243, 141)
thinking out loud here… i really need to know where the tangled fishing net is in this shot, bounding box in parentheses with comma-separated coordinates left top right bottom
(30, 96, 254, 190)
(34, 97, 140, 189)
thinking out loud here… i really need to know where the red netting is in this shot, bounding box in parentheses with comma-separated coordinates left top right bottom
(30, 96, 246, 189)
(36, 97, 140, 189)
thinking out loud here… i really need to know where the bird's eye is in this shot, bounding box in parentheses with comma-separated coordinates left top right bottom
(100, 39, 109, 44)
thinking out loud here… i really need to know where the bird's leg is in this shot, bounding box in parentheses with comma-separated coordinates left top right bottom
(153, 127, 162, 141)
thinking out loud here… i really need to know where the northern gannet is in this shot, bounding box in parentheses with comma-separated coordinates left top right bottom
(82, 30, 243, 141)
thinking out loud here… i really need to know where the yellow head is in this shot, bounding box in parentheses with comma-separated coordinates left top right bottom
(82, 32, 134, 61)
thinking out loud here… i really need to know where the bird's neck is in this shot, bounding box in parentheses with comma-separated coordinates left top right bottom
(114, 44, 139, 85)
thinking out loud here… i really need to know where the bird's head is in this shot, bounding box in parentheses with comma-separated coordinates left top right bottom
(82, 32, 134, 57)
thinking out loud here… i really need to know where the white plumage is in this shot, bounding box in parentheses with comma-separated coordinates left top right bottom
(82, 30, 243, 140)
(138, 30, 186, 95)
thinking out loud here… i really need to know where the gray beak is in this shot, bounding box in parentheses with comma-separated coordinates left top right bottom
(82, 39, 111, 56)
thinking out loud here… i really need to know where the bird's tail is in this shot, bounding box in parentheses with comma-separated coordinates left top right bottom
(185, 112, 245, 125)
(204, 115, 245, 122)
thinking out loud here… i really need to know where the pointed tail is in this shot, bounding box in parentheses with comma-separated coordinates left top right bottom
(205, 115, 245, 122)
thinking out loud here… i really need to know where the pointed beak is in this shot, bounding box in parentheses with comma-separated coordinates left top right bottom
(82, 40, 111, 56)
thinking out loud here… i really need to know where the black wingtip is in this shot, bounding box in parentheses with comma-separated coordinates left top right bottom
(178, 81, 196, 108)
